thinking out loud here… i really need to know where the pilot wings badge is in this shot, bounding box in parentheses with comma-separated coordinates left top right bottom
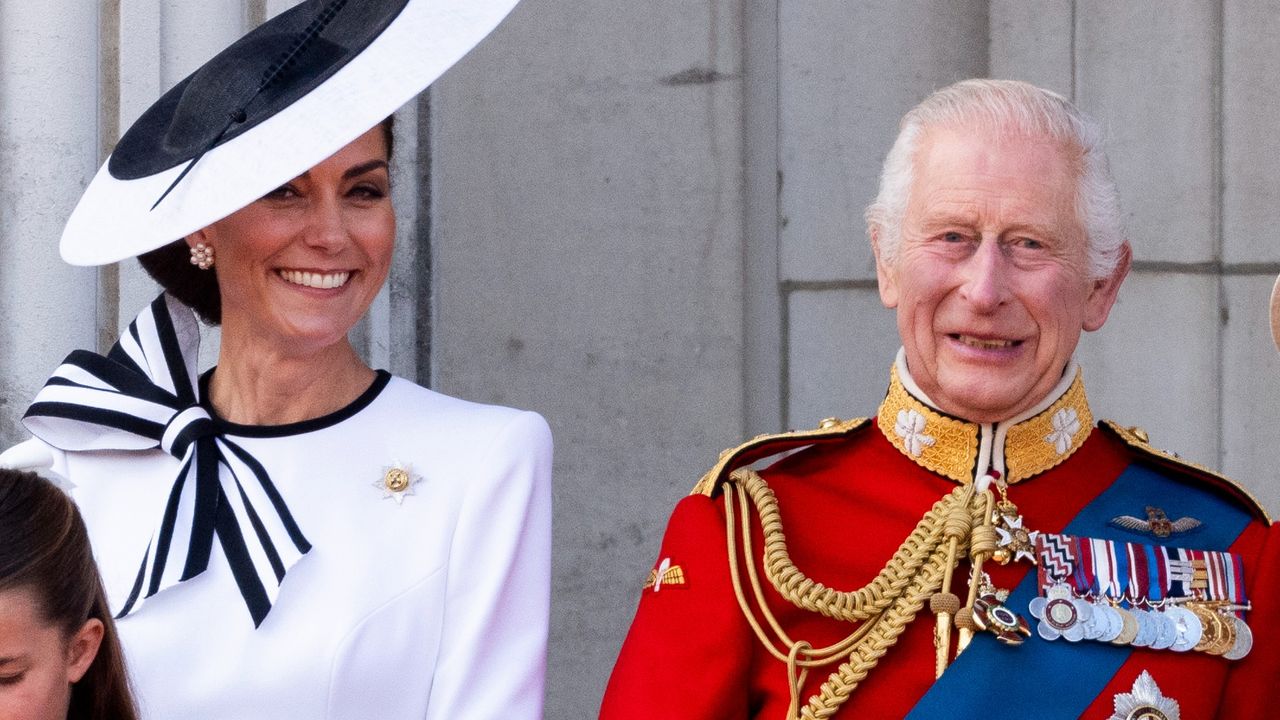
(1110, 506, 1202, 539)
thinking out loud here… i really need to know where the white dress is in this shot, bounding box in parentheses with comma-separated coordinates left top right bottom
(23, 372, 552, 719)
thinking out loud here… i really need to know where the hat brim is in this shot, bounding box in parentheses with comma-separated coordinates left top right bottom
(61, 0, 519, 266)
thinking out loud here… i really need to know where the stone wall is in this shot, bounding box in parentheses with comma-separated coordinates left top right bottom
(1, 2, 1276, 716)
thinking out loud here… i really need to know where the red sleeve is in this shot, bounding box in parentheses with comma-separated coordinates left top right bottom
(599, 493, 755, 718)
(1218, 520, 1280, 717)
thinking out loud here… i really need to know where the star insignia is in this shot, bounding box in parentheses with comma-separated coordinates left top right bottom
(1110, 506, 1201, 539)
(642, 557, 686, 592)
(1109, 670, 1180, 720)
(374, 462, 421, 505)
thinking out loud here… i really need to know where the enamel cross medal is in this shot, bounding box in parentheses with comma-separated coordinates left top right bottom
(967, 472, 1034, 646)
(991, 471, 1037, 566)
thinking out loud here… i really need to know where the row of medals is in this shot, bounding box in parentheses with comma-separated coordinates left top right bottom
(971, 493, 1253, 661)
(1030, 582, 1252, 660)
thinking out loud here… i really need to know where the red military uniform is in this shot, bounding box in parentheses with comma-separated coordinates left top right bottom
(601, 359, 1277, 719)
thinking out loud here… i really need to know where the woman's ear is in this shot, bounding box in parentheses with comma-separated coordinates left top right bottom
(184, 228, 210, 250)
(64, 618, 104, 684)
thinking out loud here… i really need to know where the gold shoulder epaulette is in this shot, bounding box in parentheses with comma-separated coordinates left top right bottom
(1100, 420, 1272, 525)
(689, 417, 870, 497)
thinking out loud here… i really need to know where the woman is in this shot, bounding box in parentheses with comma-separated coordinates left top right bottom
(0, 1, 550, 717)
(0, 469, 139, 720)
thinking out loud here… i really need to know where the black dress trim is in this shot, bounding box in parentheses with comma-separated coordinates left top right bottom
(200, 369, 392, 438)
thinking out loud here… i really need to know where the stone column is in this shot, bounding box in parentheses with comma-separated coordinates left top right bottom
(0, 0, 101, 446)
(429, 1, 747, 713)
(777, 1, 989, 429)
(115, 0, 248, 364)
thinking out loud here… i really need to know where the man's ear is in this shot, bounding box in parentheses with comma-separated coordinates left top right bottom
(1082, 242, 1132, 331)
(64, 618, 104, 684)
(871, 225, 899, 309)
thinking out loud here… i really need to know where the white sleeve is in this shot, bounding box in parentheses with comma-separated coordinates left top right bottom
(0, 437, 55, 470)
(0, 438, 76, 495)
(424, 410, 553, 720)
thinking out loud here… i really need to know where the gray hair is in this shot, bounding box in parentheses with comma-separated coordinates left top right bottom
(865, 79, 1125, 279)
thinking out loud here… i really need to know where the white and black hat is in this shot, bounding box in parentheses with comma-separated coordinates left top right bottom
(62, 0, 519, 266)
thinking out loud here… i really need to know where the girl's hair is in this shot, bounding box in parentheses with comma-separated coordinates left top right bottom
(0, 469, 138, 720)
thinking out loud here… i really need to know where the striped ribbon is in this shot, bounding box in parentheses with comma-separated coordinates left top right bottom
(23, 293, 310, 627)
(908, 463, 1255, 719)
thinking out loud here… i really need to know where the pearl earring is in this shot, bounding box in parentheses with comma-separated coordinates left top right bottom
(189, 243, 215, 270)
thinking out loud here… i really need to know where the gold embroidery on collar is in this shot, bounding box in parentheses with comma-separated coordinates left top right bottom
(876, 365, 1093, 484)
(1004, 374, 1092, 483)
(877, 365, 978, 484)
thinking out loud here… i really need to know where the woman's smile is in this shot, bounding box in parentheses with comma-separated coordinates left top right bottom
(191, 125, 395, 356)
(277, 269, 353, 290)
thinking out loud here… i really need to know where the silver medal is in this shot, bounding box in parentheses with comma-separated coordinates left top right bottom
(1131, 609, 1157, 647)
(1081, 600, 1107, 641)
(1148, 609, 1176, 651)
(1165, 605, 1202, 652)
(1223, 616, 1253, 661)
(1100, 604, 1125, 642)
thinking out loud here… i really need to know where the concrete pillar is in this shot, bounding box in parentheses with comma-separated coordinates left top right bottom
(1073, 1, 1221, 466)
(777, 1, 988, 429)
(115, 0, 247, 364)
(113, 0, 165, 327)
(429, 1, 746, 714)
(0, 0, 101, 447)
(743, 0, 783, 435)
(1220, 0, 1280, 509)
(264, 0, 299, 21)
(362, 100, 423, 381)
(989, 0, 1073, 97)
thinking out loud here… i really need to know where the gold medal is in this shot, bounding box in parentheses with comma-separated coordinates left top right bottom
(1211, 609, 1237, 656)
(1112, 606, 1140, 646)
(1191, 604, 1232, 655)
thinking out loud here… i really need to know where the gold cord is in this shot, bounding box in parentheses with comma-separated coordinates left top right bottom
(957, 492, 997, 653)
(722, 468, 989, 718)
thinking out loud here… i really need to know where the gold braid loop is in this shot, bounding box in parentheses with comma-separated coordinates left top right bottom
(721, 468, 989, 719)
(969, 525, 999, 557)
(800, 544, 950, 719)
(734, 468, 973, 623)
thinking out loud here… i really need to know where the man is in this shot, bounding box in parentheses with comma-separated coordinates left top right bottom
(601, 80, 1276, 719)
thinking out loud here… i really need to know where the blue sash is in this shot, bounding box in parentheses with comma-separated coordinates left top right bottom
(906, 464, 1252, 719)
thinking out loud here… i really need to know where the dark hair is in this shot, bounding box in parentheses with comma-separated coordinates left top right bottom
(0, 470, 139, 720)
(137, 115, 396, 324)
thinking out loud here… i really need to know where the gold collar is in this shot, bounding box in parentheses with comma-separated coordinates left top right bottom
(876, 359, 1093, 484)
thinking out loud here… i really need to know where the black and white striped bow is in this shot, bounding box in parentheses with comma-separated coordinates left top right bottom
(23, 293, 310, 627)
